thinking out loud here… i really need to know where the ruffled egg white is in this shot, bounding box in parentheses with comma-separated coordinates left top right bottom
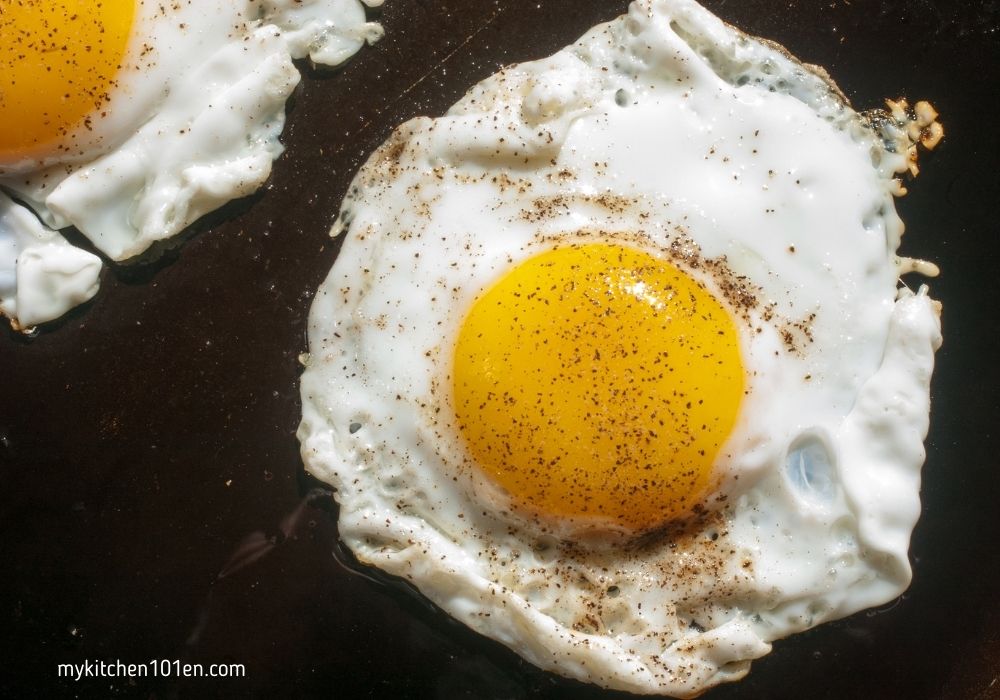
(298, 0, 942, 695)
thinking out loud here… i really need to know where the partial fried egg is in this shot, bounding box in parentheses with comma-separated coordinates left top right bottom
(0, 0, 383, 329)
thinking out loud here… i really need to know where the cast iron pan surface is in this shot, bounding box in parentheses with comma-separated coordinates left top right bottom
(2, 1, 998, 698)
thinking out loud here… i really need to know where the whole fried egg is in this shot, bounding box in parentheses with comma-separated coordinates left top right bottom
(298, 0, 943, 695)
(0, 0, 384, 330)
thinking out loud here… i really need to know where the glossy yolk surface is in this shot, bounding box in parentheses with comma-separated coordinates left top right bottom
(0, 0, 135, 163)
(452, 243, 744, 531)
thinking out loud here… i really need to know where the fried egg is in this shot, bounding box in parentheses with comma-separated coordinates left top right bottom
(0, 0, 383, 329)
(298, 0, 943, 695)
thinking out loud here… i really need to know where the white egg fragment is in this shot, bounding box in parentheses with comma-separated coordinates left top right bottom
(0, 192, 101, 330)
(0, 0, 384, 330)
(298, 0, 942, 696)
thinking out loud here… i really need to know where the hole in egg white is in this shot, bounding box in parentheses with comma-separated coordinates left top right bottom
(862, 202, 888, 233)
(349, 421, 363, 434)
(776, 76, 791, 90)
(717, 660, 752, 679)
(831, 517, 857, 549)
(380, 476, 405, 494)
(675, 612, 707, 634)
(807, 600, 831, 623)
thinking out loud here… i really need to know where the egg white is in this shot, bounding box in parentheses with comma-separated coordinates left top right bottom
(299, 0, 941, 695)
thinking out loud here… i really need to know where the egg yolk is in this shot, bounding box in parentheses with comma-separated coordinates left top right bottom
(0, 0, 135, 163)
(452, 243, 744, 532)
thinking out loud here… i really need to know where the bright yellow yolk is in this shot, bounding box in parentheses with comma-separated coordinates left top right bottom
(452, 243, 744, 532)
(0, 0, 135, 163)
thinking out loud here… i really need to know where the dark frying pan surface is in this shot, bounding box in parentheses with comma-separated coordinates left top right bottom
(1, 1, 998, 698)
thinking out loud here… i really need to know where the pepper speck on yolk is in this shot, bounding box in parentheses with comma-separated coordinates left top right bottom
(0, 0, 135, 163)
(452, 243, 744, 531)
